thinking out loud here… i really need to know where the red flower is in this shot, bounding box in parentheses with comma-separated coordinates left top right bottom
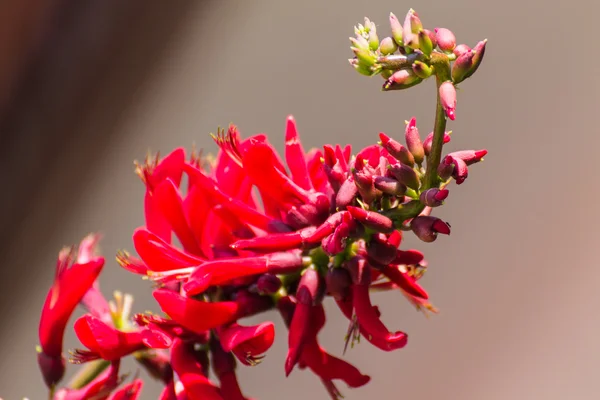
(38, 241, 104, 387)
(107, 379, 143, 400)
(170, 338, 223, 400)
(71, 314, 171, 362)
(217, 322, 275, 366)
(54, 360, 121, 400)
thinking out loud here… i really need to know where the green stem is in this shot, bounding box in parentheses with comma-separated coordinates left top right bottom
(67, 359, 110, 389)
(423, 53, 451, 190)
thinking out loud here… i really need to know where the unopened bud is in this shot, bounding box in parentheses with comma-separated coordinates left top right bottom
(347, 206, 394, 233)
(351, 46, 377, 67)
(379, 37, 398, 55)
(418, 30, 433, 56)
(451, 49, 475, 84)
(379, 132, 415, 166)
(419, 188, 449, 207)
(389, 13, 404, 46)
(447, 149, 487, 165)
(364, 18, 380, 51)
(412, 60, 433, 79)
(374, 176, 407, 196)
(389, 163, 420, 190)
(453, 44, 471, 57)
(435, 28, 456, 53)
(411, 216, 451, 243)
(349, 58, 375, 76)
(257, 274, 282, 294)
(464, 39, 487, 80)
(38, 352, 65, 388)
(437, 156, 454, 181)
(336, 176, 358, 209)
(326, 267, 352, 301)
(423, 131, 451, 156)
(442, 155, 468, 184)
(367, 233, 398, 265)
(383, 70, 422, 91)
(403, 9, 422, 49)
(439, 81, 457, 120)
(405, 117, 425, 165)
(350, 34, 369, 51)
(424, 29, 437, 49)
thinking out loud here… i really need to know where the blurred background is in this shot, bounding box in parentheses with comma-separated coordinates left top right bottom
(1, 0, 599, 399)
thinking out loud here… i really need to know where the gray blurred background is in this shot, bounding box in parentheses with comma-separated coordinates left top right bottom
(1, 0, 599, 399)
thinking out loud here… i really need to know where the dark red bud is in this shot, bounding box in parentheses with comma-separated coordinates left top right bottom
(367, 233, 398, 265)
(336, 176, 358, 209)
(411, 216, 451, 243)
(419, 188, 449, 207)
(256, 274, 282, 294)
(326, 267, 352, 301)
(347, 206, 394, 233)
(373, 176, 406, 196)
(389, 163, 420, 190)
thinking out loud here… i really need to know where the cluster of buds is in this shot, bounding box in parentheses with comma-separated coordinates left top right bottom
(349, 9, 487, 119)
(36, 8, 488, 400)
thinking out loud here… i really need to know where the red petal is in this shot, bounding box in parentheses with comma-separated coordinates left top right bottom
(285, 115, 313, 191)
(153, 179, 202, 255)
(153, 290, 239, 335)
(218, 322, 275, 359)
(107, 379, 144, 400)
(133, 228, 204, 272)
(39, 259, 104, 357)
(171, 339, 223, 400)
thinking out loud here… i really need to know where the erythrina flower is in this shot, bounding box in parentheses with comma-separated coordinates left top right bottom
(71, 314, 171, 363)
(37, 8, 489, 399)
(38, 237, 104, 388)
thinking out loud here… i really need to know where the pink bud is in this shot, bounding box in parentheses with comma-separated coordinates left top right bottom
(451, 49, 475, 84)
(447, 149, 488, 165)
(439, 81, 457, 120)
(442, 155, 469, 184)
(423, 131, 451, 155)
(453, 44, 471, 57)
(389, 12, 404, 46)
(336, 176, 358, 209)
(434, 28, 456, 53)
(405, 117, 425, 165)
(464, 39, 487, 80)
(379, 132, 414, 166)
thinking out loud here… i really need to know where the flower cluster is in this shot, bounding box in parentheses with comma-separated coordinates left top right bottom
(36, 8, 487, 400)
(349, 9, 487, 119)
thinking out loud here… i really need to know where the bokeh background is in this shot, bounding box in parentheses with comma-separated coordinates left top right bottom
(1, 1, 599, 399)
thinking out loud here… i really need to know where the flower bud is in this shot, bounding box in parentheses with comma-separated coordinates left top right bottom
(423, 131, 451, 156)
(373, 176, 406, 196)
(37, 351, 66, 388)
(442, 155, 468, 184)
(383, 70, 422, 91)
(349, 58, 375, 76)
(447, 149, 487, 165)
(365, 18, 380, 51)
(347, 206, 394, 233)
(326, 267, 352, 301)
(451, 49, 475, 84)
(367, 233, 398, 265)
(439, 81, 456, 120)
(418, 30, 433, 56)
(464, 39, 487, 80)
(411, 216, 451, 243)
(453, 44, 471, 57)
(435, 28, 456, 53)
(419, 188, 449, 207)
(379, 132, 414, 166)
(412, 60, 433, 79)
(351, 46, 376, 68)
(256, 274, 282, 294)
(379, 37, 398, 55)
(405, 117, 425, 165)
(424, 29, 437, 49)
(403, 9, 422, 49)
(336, 175, 358, 209)
(389, 13, 404, 46)
(389, 163, 420, 190)
(350, 34, 369, 51)
(437, 156, 454, 181)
